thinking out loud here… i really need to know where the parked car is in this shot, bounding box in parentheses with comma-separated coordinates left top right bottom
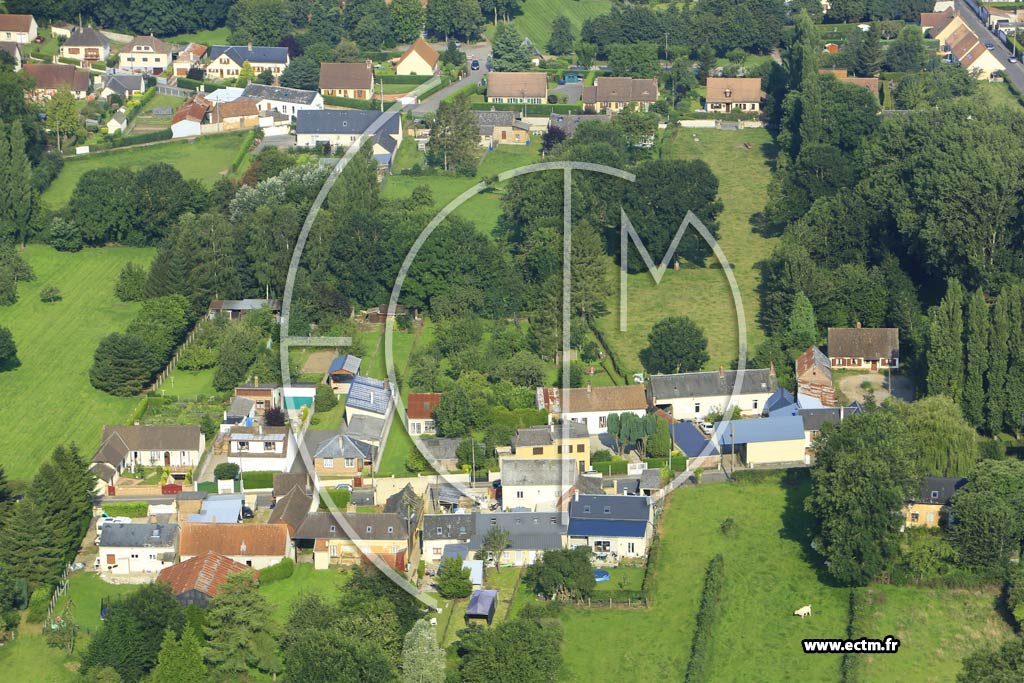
(471, 59, 480, 70)
(241, 506, 254, 519)
(698, 422, 714, 435)
(334, 483, 353, 491)
(1011, 56, 1019, 63)
(986, 42, 995, 50)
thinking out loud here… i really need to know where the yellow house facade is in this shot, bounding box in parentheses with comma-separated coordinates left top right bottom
(497, 423, 591, 473)
(904, 476, 966, 529)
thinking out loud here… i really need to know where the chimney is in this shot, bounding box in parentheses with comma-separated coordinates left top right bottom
(149, 515, 157, 524)
(258, 423, 263, 436)
(769, 361, 776, 377)
(719, 366, 725, 379)
(855, 321, 862, 329)
(586, 382, 592, 394)
(254, 375, 259, 386)
(574, 490, 579, 502)
(247, 42, 252, 51)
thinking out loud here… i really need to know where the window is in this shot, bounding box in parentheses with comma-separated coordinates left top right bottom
(627, 542, 636, 554)
(387, 526, 394, 533)
(910, 512, 920, 523)
(436, 527, 443, 535)
(603, 506, 611, 514)
(583, 506, 590, 514)
(237, 441, 249, 452)
(246, 560, 252, 567)
(931, 490, 939, 500)
(753, 399, 759, 410)
(425, 420, 435, 432)
(130, 553, 139, 559)
(264, 441, 275, 451)
(516, 491, 524, 499)
(532, 447, 543, 455)
(926, 513, 935, 524)
(330, 544, 339, 558)
(515, 518, 522, 525)
(344, 458, 355, 468)
(599, 416, 607, 428)
(695, 403, 701, 414)
(323, 458, 334, 468)
(594, 540, 610, 552)
(433, 547, 442, 556)
(577, 444, 585, 453)
(366, 526, 372, 534)
(550, 517, 557, 524)
(490, 518, 497, 526)
(330, 525, 336, 532)
(533, 518, 539, 524)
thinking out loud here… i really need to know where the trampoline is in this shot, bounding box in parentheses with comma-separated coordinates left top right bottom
(593, 569, 611, 582)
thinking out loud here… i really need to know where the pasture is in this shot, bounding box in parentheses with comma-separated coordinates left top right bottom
(0, 245, 154, 482)
(492, 0, 613, 52)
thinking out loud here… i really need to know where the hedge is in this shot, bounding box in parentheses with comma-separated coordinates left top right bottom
(241, 470, 276, 489)
(102, 502, 149, 518)
(259, 557, 295, 584)
(416, 76, 452, 101)
(125, 87, 157, 125)
(176, 77, 203, 90)
(230, 129, 257, 173)
(684, 554, 725, 683)
(58, 56, 81, 66)
(26, 588, 50, 624)
(107, 128, 172, 148)
(378, 74, 432, 84)
(840, 589, 868, 683)
(645, 457, 687, 472)
(469, 102, 583, 116)
(323, 95, 378, 110)
(592, 459, 629, 475)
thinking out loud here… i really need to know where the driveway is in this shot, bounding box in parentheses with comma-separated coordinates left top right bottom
(837, 372, 915, 404)
(410, 42, 492, 114)
(552, 82, 582, 104)
(255, 135, 295, 153)
(954, 0, 1024, 92)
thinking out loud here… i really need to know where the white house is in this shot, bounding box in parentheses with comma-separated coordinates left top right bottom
(226, 425, 296, 473)
(179, 522, 291, 569)
(421, 511, 568, 568)
(537, 384, 648, 435)
(499, 458, 577, 512)
(0, 14, 37, 45)
(118, 35, 172, 73)
(406, 392, 440, 436)
(90, 425, 205, 492)
(241, 83, 323, 120)
(170, 96, 209, 139)
(647, 367, 779, 421)
(567, 494, 654, 559)
(97, 523, 179, 576)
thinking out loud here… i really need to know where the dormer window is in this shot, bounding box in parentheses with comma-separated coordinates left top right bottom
(436, 527, 443, 535)
(583, 506, 590, 514)
(366, 526, 372, 534)
(724, 88, 732, 98)
(330, 525, 336, 532)
(387, 526, 394, 533)
(931, 491, 939, 500)
(603, 506, 611, 514)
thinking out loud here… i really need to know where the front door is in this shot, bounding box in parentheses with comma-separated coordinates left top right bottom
(164, 451, 171, 466)
(105, 554, 115, 565)
(871, 360, 878, 371)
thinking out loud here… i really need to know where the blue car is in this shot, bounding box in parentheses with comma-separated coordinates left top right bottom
(471, 59, 480, 70)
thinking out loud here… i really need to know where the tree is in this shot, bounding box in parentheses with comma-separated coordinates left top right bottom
(203, 571, 281, 678)
(426, 92, 479, 172)
(524, 546, 595, 600)
(892, 396, 980, 478)
(3, 119, 35, 245)
(47, 86, 78, 153)
(214, 463, 239, 480)
(236, 61, 256, 86)
(949, 459, 1024, 568)
(0, 326, 16, 370)
(649, 417, 672, 458)
(547, 16, 575, 56)
(441, 38, 464, 66)
(927, 279, 965, 402)
(963, 289, 989, 427)
(227, 0, 290, 45)
(425, 0, 454, 39)
(48, 217, 82, 252)
(987, 288, 1011, 433)
(806, 410, 916, 585)
(82, 582, 184, 683)
(958, 637, 1024, 683)
(280, 56, 320, 90)
(639, 316, 709, 375)
(455, 607, 563, 682)
(575, 41, 596, 69)
(852, 24, 882, 77)
(490, 23, 531, 72)
(39, 285, 61, 303)
(115, 262, 148, 302)
(150, 627, 207, 683)
(264, 405, 287, 426)
(401, 619, 445, 683)
(481, 526, 511, 573)
(786, 291, 818, 351)
(885, 24, 927, 72)
(449, 0, 483, 42)
(315, 383, 338, 412)
(607, 42, 659, 79)
(89, 333, 155, 396)
(436, 555, 473, 598)
(390, 0, 426, 44)
(541, 125, 566, 153)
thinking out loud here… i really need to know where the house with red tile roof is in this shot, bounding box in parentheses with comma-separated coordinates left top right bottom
(396, 37, 439, 76)
(158, 551, 254, 607)
(22, 63, 90, 100)
(406, 392, 441, 435)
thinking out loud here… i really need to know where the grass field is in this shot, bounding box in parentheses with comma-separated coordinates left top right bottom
(41, 132, 252, 208)
(54, 572, 138, 635)
(490, 0, 612, 52)
(259, 564, 351, 621)
(555, 473, 1013, 682)
(381, 143, 542, 234)
(167, 26, 232, 45)
(163, 366, 218, 398)
(0, 246, 154, 482)
(594, 128, 776, 375)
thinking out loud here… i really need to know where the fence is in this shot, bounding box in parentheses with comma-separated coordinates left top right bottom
(44, 563, 73, 627)
(157, 84, 193, 98)
(576, 595, 650, 609)
(148, 319, 203, 393)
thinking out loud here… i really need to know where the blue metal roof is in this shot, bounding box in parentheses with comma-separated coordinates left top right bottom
(296, 109, 400, 137)
(345, 375, 392, 415)
(763, 387, 796, 416)
(568, 519, 648, 538)
(713, 416, 806, 446)
(670, 421, 718, 458)
(329, 354, 361, 375)
(188, 495, 242, 524)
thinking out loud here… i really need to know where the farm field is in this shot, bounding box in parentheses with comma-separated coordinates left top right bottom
(554, 473, 1013, 682)
(167, 26, 232, 45)
(41, 132, 252, 208)
(491, 0, 613, 51)
(595, 128, 776, 375)
(0, 245, 154, 482)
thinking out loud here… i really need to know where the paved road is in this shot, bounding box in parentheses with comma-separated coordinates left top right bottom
(410, 42, 492, 114)
(954, 0, 1024, 92)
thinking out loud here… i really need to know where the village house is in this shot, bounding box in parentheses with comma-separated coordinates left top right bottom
(319, 60, 374, 99)
(344, 374, 394, 428)
(98, 523, 179, 576)
(305, 430, 375, 476)
(187, 494, 244, 524)
(669, 421, 718, 459)
(172, 42, 207, 77)
(327, 354, 361, 394)
(945, 23, 1003, 79)
(99, 73, 145, 101)
(241, 82, 323, 119)
(406, 392, 440, 436)
(704, 77, 763, 113)
(171, 95, 210, 138)
(365, 303, 413, 324)
(293, 510, 414, 571)
(423, 511, 568, 567)
(179, 522, 291, 569)
(90, 425, 205, 491)
(905, 476, 966, 529)
(582, 77, 659, 113)
(798, 405, 862, 449)
(222, 396, 256, 429)
(206, 44, 290, 80)
(234, 383, 281, 417)
(713, 415, 807, 466)
(226, 425, 296, 473)
(498, 423, 591, 473)
(647, 367, 778, 421)
(0, 14, 37, 44)
(158, 551, 252, 607)
(106, 110, 126, 135)
(22, 63, 90, 100)
(537, 384, 648, 435)
(795, 346, 837, 407)
(547, 113, 611, 138)
(485, 71, 547, 104)
(473, 110, 531, 147)
(119, 35, 172, 73)
(818, 68, 880, 99)
(827, 325, 900, 370)
(567, 494, 654, 560)
(416, 437, 461, 473)
(268, 484, 316, 535)
(395, 36, 439, 76)
(59, 26, 109, 65)
(0, 42, 23, 71)
(209, 96, 261, 130)
(921, 9, 964, 45)
(499, 458, 577, 512)
(295, 110, 402, 168)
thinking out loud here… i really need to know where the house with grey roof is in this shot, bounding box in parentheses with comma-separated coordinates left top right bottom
(305, 430, 376, 476)
(98, 523, 179, 575)
(268, 484, 315, 534)
(500, 422, 591, 474)
(241, 82, 323, 119)
(499, 457, 578, 512)
(227, 425, 295, 473)
(827, 325, 900, 370)
(417, 437, 461, 473)
(60, 26, 109, 64)
(222, 396, 255, 428)
(473, 110, 531, 148)
(647, 367, 778, 421)
(91, 425, 205, 491)
(207, 298, 281, 320)
(294, 109, 402, 165)
(568, 494, 653, 559)
(345, 375, 393, 423)
(293, 511, 413, 571)
(327, 354, 361, 393)
(188, 494, 244, 524)
(547, 113, 611, 138)
(712, 415, 807, 466)
(206, 45, 289, 80)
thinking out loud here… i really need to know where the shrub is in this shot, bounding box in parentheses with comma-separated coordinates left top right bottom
(214, 463, 240, 481)
(39, 286, 62, 303)
(720, 517, 736, 537)
(684, 554, 725, 683)
(591, 449, 613, 463)
(315, 383, 338, 412)
(102, 502, 148, 518)
(26, 587, 49, 623)
(107, 128, 172, 147)
(114, 262, 148, 302)
(547, 94, 558, 104)
(48, 217, 82, 252)
(258, 558, 294, 584)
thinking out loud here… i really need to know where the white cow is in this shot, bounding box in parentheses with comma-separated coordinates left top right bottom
(794, 605, 812, 618)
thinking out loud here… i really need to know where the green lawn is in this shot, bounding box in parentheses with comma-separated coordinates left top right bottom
(41, 133, 252, 209)
(0, 246, 153, 482)
(167, 26, 232, 45)
(310, 401, 345, 431)
(977, 81, 1021, 110)
(54, 572, 138, 635)
(593, 566, 645, 592)
(594, 128, 777, 376)
(163, 367, 218, 399)
(381, 143, 543, 234)
(0, 619, 77, 683)
(556, 473, 1012, 682)
(491, 0, 612, 52)
(259, 563, 351, 622)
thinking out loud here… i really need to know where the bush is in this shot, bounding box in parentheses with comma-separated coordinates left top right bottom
(102, 502, 148, 518)
(39, 286, 62, 303)
(840, 590, 868, 683)
(322, 95, 378, 110)
(230, 129, 257, 173)
(720, 517, 737, 537)
(315, 383, 338, 412)
(114, 262, 148, 302)
(241, 470, 275, 489)
(684, 554, 725, 683)
(107, 128, 172, 148)
(547, 94, 558, 104)
(258, 558, 294, 584)
(48, 217, 82, 252)
(214, 463, 240, 481)
(591, 449, 613, 463)
(26, 588, 49, 624)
